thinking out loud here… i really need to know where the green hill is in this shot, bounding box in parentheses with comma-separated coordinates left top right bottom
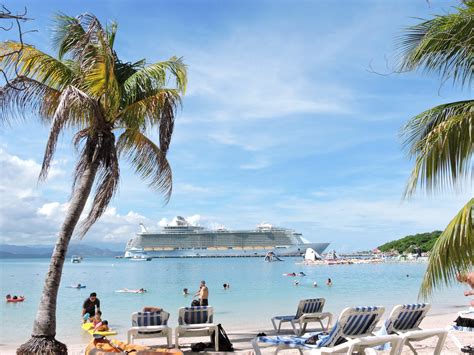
(378, 231, 442, 253)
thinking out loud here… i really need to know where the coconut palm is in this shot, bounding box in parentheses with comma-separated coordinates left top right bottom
(0, 13, 186, 353)
(398, 1, 474, 298)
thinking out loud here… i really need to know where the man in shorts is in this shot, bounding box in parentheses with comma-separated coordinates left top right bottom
(195, 280, 209, 306)
(82, 292, 100, 322)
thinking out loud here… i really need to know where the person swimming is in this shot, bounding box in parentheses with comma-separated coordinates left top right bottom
(313, 282, 318, 287)
(299, 272, 306, 276)
(183, 288, 189, 296)
(326, 278, 333, 286)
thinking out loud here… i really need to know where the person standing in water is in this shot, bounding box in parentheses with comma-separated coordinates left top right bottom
(82, 292, 100, 322)
(194, 280, 209, 306)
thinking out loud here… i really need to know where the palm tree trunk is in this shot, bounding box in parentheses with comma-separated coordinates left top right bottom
(17, 159, 100, 355)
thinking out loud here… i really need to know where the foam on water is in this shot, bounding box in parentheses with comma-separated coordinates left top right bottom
(0, 257, 468, 346)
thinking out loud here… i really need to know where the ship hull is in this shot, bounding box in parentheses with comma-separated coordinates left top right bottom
(124, 242, 329, 258)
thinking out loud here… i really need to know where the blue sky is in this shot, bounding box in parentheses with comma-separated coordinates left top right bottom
(0, 0, 472, 251)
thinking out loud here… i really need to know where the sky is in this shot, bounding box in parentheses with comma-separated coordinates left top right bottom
(0, 0, 472, 251)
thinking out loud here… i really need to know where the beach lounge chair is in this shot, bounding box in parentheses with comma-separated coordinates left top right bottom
(175, 306, 218, 349)
(253, 306, 400, 354)
(271, 298, 332, 335)
(383, 303, 447, 355)
(447, 308, 474, 353)
(127, 311, 172, 347)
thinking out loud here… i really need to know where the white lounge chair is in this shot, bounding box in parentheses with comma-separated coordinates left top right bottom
(175, 306, 218, 349)
(383, 303, 447, 355)
(447, 308, 473, 353)
(253, 306, 400, 354)
(127, 311, 172, 347)
(271, 298, 332, 335)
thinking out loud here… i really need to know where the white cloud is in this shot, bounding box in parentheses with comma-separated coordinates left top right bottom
(0, 149, 150, 245)
(37, 202, 69, 218)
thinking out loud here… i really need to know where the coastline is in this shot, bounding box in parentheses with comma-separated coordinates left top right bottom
(1, 305, 470, 354)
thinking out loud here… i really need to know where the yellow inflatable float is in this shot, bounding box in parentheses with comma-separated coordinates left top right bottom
(82, 322, 118, 336)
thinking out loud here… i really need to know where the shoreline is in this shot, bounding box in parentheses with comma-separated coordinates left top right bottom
(1, 304, 471, 354)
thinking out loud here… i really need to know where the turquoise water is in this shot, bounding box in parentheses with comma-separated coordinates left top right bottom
(0, 257, 468, 347)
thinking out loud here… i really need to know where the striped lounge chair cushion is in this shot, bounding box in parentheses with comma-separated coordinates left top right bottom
(134, 312, 166, 326)
(388, 303, 428, 332)
(181, 306, 210, 325)
(295, 299, 324, 318)
(319, 306, 380, 348)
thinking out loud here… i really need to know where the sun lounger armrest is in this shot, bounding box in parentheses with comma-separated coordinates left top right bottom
(297, 312, 333, 329)
(401, 328, 448, 340)
(299, 312, 332, 321)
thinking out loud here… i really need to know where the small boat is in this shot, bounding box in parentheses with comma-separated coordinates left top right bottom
(71, 255, 83, 263)
(6, 296, 25, 303)
(130, 256, 152, 261)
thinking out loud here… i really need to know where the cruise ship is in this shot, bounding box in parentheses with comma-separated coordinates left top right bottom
(124, 216, 329, 258)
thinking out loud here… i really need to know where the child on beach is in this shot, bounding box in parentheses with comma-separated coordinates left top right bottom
(94, 320, 109, 332)
(92, 311, 102, 327)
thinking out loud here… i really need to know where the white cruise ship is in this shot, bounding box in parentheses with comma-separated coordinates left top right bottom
(124, 216, 329, 258)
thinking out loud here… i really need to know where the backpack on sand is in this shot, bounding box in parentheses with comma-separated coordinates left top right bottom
(210, 324, 234, 351)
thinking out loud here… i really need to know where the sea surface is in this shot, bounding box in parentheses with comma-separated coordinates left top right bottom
(0, 257, 469, 347)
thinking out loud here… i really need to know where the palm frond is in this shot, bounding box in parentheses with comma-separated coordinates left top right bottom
(121, 57, 187, 106)
(0, 76, 61, 124)
(158, 89, 180, 154)
(0, 42, 74, 90)
(117, 129, 172, 201)
(397, 2, 474, 87)
(419, 198, 474, 299)
(84, 42, 120, 113)
(78, 130, 119, 238)
(118, 89, 181, 154)
(106, 21, 118, 49)
(40, 85, 100, 180)
(52, 14, 87, 60)
(401, 100, 474, 196)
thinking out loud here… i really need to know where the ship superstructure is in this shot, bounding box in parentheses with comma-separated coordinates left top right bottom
(124, 216, 329, 258)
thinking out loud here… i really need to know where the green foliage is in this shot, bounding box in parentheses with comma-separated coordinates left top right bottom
(398, 1, 474, 297)
(378, 231, 442, 253)
(420, 199, 474, 299)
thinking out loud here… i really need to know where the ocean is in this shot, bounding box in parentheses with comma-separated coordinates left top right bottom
(0, 257, 468, 347)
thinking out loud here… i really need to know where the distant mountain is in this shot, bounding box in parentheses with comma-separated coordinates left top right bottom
(378, 231, 442, 253)
(0, 243, 123, 258)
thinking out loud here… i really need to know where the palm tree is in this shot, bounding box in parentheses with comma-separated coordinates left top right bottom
(0, 13, 186, 353)
(398, 1, 474, 298)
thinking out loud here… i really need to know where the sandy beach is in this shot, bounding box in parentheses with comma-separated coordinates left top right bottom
(1, 309, 471, 354)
